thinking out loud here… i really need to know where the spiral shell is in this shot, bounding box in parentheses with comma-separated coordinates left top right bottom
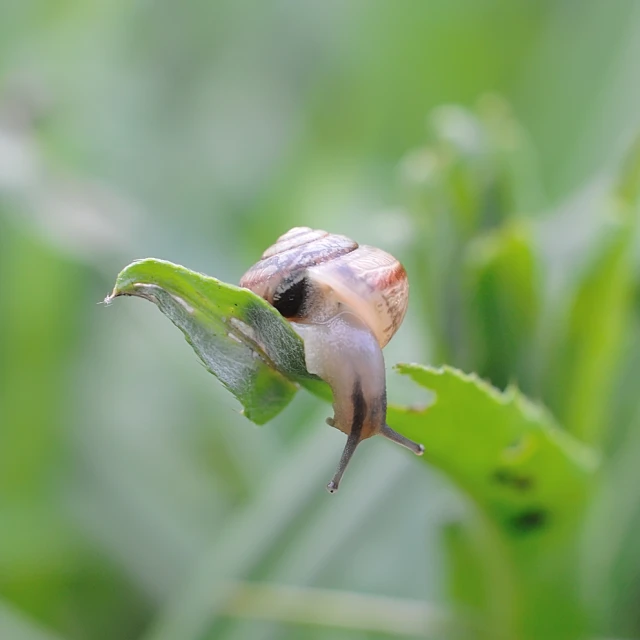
(239, 227, 408, 348)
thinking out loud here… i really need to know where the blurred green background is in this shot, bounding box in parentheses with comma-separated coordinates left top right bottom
(2, 1, 640, 639)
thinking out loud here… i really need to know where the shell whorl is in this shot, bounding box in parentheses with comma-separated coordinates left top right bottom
(239, 227, 356, 301)
(239, 227, 408, 348)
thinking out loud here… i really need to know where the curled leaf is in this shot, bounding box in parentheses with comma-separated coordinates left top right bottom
(106, 258, 323, 424)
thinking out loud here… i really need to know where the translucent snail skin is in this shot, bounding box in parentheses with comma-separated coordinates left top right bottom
(240, 227, 424, 493)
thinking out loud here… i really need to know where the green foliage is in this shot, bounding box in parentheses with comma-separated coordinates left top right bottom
(545, 218, 634, 445)
(108, 262, 597, 526)
(3, 4, 640, 640)
(542, 146, 640, 446)
(402, 97, 544, 373)
(396, 105, 640, 638)
(107, 259, 306, 424)
(108, 254, 599, 640)
(464, 221, 539, 389)
(391, 366, 596, 640)
(390, 365, 595, 531)
(107, 259, 333, 418)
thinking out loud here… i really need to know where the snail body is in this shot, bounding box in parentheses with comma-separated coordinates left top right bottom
(240, 227, 424, 492)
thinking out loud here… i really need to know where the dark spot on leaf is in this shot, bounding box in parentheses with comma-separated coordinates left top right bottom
(508, 509, 547, 533)
(504, 436, 526, 453)
(492, 468, 533, 491)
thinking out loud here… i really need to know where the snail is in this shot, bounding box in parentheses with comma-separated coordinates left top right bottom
(240, 227, 424, 493)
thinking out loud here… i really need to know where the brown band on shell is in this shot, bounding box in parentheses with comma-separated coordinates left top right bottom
(261, 227, 328, 258)
(240, 228, 357, 304)
(372, 258, 409, 338)
(306, 244, 408, 348)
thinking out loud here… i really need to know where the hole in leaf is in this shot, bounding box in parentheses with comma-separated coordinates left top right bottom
(508, 508, 548, 533)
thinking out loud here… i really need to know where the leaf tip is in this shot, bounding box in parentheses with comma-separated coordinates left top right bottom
(103, 289, 120, 305)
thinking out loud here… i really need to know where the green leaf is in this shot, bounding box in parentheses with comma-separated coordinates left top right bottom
(545, 221, 634, 445)
(389, 364, 596, 531)
(403, 98, 543, 369)
(544, 138, 640, 446)
(106, 258, 327, 424)
(464, 219, 539, 391)
(388, 364, 599, 640)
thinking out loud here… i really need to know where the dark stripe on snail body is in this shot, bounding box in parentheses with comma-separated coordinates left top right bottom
(240, 227, 424, 493)
(327, 377, 367, 494)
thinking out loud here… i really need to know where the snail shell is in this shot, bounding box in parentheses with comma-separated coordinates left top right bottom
(240, 227, 423, 493)
(240, 227, 409, 346)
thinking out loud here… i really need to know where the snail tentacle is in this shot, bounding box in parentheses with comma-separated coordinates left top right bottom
(327, 431, 361, 493)
(327, 377, 367, 492)
(380, 423, 425, 455)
